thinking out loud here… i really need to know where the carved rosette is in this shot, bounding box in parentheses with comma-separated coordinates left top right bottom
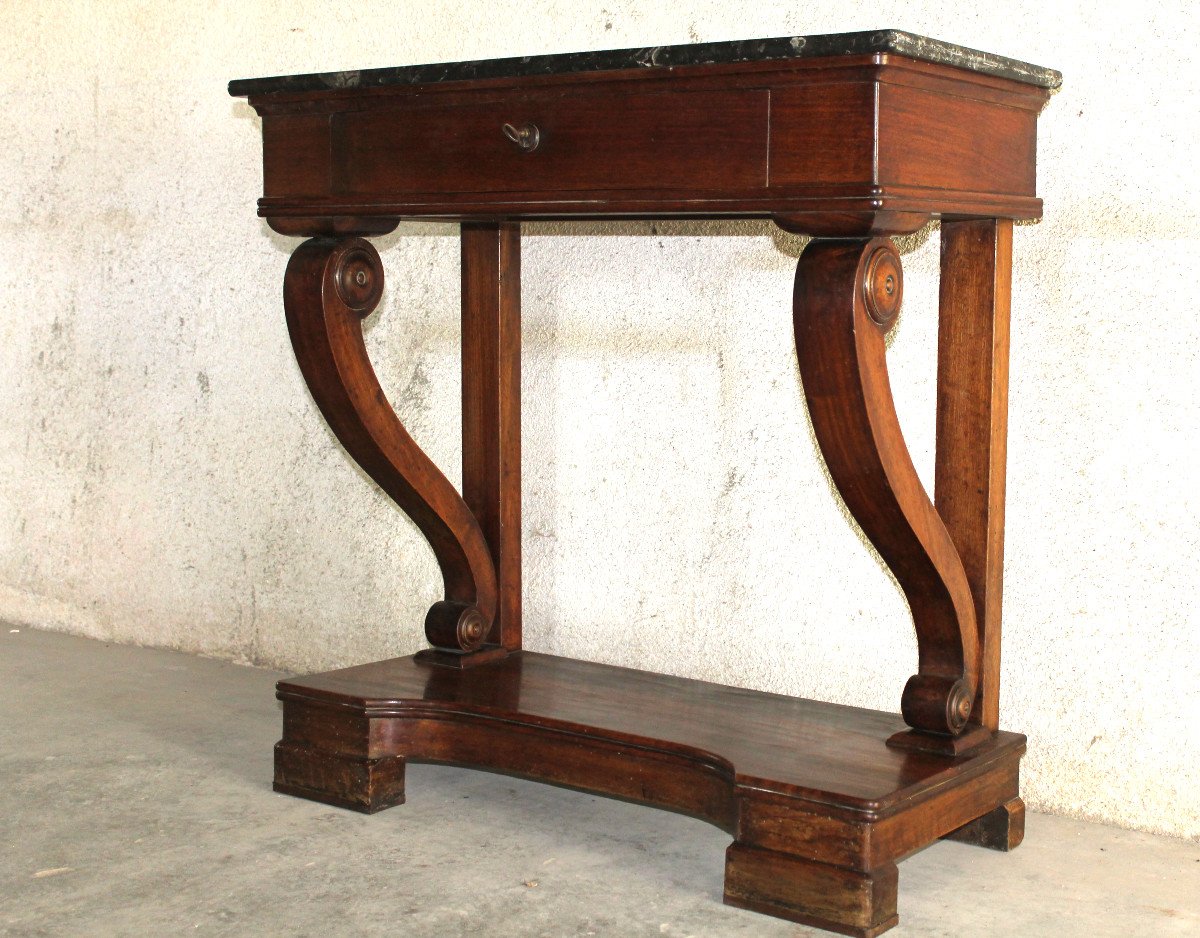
(331, 242, 385, 313)
(862, 245, 903, 330)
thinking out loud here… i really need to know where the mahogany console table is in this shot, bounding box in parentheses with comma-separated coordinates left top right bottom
(231, 31, 1059, 936)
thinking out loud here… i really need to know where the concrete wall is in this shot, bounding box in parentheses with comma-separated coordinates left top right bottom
(2, 1, 1197, 840)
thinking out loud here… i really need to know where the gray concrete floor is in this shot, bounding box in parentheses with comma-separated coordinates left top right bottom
(1, 629, 1197, 938)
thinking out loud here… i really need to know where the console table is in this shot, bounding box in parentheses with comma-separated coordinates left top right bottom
(231, 30, 1059, 936)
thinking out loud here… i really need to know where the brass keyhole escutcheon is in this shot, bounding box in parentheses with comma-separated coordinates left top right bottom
(502, 121, 540, 152)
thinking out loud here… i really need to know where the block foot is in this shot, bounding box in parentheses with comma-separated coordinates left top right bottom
(942, 796, 1025, 851)
(274, 742, 406, 814)
(724, 843, 899, 937)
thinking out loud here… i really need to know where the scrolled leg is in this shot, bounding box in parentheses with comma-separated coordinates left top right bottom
(792, 238, 979, 737)
(283, 236, 498, 655)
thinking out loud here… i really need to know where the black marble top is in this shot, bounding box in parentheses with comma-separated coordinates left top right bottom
(229, 30, 1061, 98)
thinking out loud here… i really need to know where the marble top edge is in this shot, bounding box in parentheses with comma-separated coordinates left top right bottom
(228, 30, 1062, 98)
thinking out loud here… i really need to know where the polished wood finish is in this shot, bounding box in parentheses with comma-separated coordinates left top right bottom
(460, 223, 522, 651)
(935, 218, 1013, 729)
(794, 239, 978, 737)
(275, 652, 1026, 809)
(283, 238, 500, 656)
(236, 41, 1056, 935)
(249, 56, 1050, 233)
(273, 652, 1025, 937)
(331, 88, 769, 196)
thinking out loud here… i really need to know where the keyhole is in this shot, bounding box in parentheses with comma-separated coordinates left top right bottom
(884, 274, 895, 296)
(355, 270, 368, 287)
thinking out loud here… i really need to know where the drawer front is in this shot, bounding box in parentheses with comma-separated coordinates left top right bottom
(330, 88, 769, 196)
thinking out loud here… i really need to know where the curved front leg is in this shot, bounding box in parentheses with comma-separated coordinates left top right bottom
(793, 239, 978, 737)
(284, 237, 497, 654)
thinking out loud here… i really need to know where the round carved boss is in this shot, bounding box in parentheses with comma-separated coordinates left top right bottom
(455, 606, 487, 651)
(862, 244, 903, 330)
(331, 240, 384, 314)
(946, 679, 973, 733)
(901, 672, 973, 735)
(425, 600, 489, 653)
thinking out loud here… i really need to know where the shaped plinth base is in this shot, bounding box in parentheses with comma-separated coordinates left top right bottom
(273, 652, 1026, 935)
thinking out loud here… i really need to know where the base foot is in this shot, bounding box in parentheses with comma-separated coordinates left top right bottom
(274, 742, 406, 814)
(942, 796, 1025, 851)
(725, 844, 898, 937)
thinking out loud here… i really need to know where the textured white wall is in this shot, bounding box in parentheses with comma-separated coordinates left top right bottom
(2, 1, 1197, 840)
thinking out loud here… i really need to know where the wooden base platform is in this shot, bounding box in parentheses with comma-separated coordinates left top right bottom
(275, 651, 1025, 937)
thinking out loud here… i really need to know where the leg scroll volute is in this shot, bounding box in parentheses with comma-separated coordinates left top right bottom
(793, 238, 979, 738)
(283, 237, 498, 655)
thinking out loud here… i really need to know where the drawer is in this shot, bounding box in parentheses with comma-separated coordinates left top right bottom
(329, 88, 769, 196)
